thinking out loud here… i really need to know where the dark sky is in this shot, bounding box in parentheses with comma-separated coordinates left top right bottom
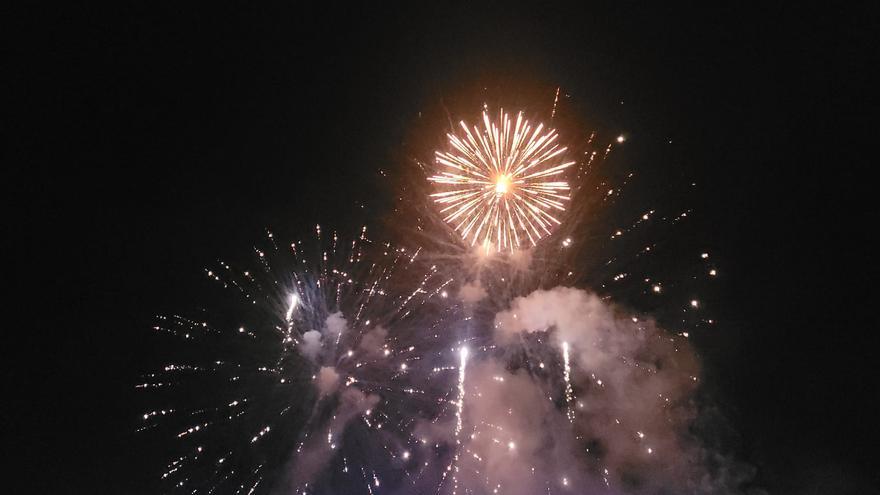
(11, 3, 876, 494)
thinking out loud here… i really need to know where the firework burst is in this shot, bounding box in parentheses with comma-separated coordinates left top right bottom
(142, 226, 467, 493)
(429, 109, 574, 252)
(140, 92, 736, 494)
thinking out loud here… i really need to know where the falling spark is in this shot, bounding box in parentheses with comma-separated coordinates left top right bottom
(562, 342, 575, 423)
(551, 86, 561, 118)
(429, 109, 574, 252)
(452, 346, 469, 495)
(285, 293, 299, 322)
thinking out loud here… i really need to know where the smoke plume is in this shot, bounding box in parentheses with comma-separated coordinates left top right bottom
(426, 287, 754, 494)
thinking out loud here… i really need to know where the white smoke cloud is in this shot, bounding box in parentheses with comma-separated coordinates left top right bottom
(442, 286, 754, 494)
(297, 313, 348, 363)
(455, 358, 599, 494)
(287, 287, 755, 494)
(458, 279, 487, 304)
(300, 330, 323, 361)
(316, 366, 340, 397)
(323, 311, 347, 337)
(495, 286, 611, 342)
(358, 325, 388, 357)
(507, 247, 533, 271)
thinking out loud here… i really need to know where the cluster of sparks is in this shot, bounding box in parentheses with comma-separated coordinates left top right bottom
(144, 226, 467, 493)
(429, 110, 574, 252)
(140, 101, 722, 494)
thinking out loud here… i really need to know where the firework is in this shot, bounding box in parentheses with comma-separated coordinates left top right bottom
(141, 94, 730, 494)
(428, 109, 574, 252)
(143, 227, 463, 493)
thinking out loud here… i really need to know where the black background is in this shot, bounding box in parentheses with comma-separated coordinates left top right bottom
(9, 3, 877, 494)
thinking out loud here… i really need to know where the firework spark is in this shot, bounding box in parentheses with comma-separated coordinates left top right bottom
(451, 346, 469, 495)
(428, 109, 574, 252)
(562, 341, 575, 424)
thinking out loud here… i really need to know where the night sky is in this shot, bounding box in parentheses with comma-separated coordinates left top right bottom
(11, 4, 876, 494)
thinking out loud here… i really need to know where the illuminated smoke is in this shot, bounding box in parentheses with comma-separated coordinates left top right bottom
(323, 311, 348, 338)
(316, 366, 340, 397)
(284, 388, 380, 489)
(481, 287, 751, 494)
(458, 280, 487, 305)
(300, 330, 323, 361)
(357, 325, 388, 357)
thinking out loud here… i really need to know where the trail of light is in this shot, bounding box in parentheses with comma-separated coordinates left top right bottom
(551, 87, 560, 119)
(286, 293, 299, 322)
(452, 346, 469, 495)
(562, 341, 575, 424)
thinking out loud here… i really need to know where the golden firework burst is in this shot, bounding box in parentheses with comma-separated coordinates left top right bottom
(429, 109, 573, 252)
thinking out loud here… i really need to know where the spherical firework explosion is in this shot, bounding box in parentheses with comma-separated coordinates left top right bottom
(140, 98, 751, 495)
(428, 110, 574, 252)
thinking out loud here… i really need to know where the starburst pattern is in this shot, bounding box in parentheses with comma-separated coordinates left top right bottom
(429, 109, 574, 252)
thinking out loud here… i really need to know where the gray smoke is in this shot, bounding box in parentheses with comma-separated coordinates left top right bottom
(458, 279, 487, 305)
(299, 312, 349, 362)
(281, 387, 380, 491)
(428, 287, 754, 494)
(300, 330, 323, 361)
(316, 366, 340, 397)
(358, 325, 389, 357)
(323, 311, 348, 338)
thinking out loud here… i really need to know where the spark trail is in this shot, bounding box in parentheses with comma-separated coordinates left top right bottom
(451, 346, 469, 495)
(562, 341, 575, 424)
